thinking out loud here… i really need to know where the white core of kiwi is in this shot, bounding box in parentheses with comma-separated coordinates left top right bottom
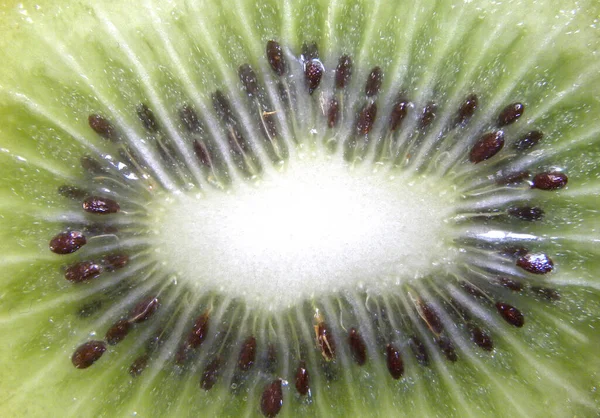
(155, 156, 457, 309)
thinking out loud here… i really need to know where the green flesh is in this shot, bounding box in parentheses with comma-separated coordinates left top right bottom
(1, 0, 600, 417)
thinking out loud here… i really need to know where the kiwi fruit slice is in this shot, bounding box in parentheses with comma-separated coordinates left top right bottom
(1, 0, 599, 416)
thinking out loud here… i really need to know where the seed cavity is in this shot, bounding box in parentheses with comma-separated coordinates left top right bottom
(348, 328, 367, 366)
(507, 206, 544, 221)
(294, 361, 310, 395)
(266, 40, 286, 76)
(436, 335, 458, 362)
(260, 379, 283, 418)
(496, 302, 525, 327)
(58, 185, 87, 200)
(497, 102, 524, 126)
(497, 277, 524, 291)
(64, 261, 103, 283)
(497, 170, 530, 185)
(179, 105, 203, 133)
(385, 344, 404, 379)
(201, 357, 221, 390)
(365, 67, 383, 97)
(516, 253, 554, 274)
(409, 336, 429, 366)
(514, 130, 543, 151)
(137, 103, 159, 132)
(469, 131, 505, 163)
(80, 155, 106, 175)
(532, 287, 561, 301)
(82, 196, 120, 215)
(49, 230, 86, 254)
(72, 340, 107, 369)
(532, 171, 568, 190)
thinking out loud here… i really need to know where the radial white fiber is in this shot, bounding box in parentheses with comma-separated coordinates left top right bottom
(155, 157, 458, 310)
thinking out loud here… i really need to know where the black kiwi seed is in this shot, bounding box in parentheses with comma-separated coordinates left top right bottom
(316, 322, 336, 361)
(238, 336, 257, 371)
(456, 94, 478, 125)
(419, 102, 437, 129)
(304, 59, 324, 95)
(348, 328, 367, 366)
(495, 302, 525, 327)
(356, 103, 378, 136)
(327, 97, 340, 128)
(417, 301, 443, 335)
(64, 261, 103, 283)
(469, 325, 494, 351)
(294, 361, 310, 395)
(389, 97, 410, 131)
(385, 344, 404, 379)
(129, 354, 149, 378)
(497, 102, 525, 126)
(516, 253, 554, 274)
(88, 114, 118, 141)
(238, 64, 260, 98)
(335, 55, 353, 89)
(176, 312, 210, 364)
(49, 230, 86, 254)
(101, 253, 129, 271)
(72, 341, 107, 369)
(260, 379, 283, 418)
(128, 296, 160, 323)
(531, 171, 568, 190)
(514, 130, 543, 151)
(82, 196, 121, 215)
(105, 319, 131, 345)
(266, 40, 286, 76)
(365, 67, 383, 97)
(469, 131, 505, 163)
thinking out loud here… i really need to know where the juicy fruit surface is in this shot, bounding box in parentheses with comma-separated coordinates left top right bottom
(1, 0, 600, 417)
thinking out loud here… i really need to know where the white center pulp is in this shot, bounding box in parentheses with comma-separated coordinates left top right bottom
(156, 158, 457, 310)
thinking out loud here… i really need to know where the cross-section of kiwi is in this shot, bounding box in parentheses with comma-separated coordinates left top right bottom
(1, 0, 599, 417)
